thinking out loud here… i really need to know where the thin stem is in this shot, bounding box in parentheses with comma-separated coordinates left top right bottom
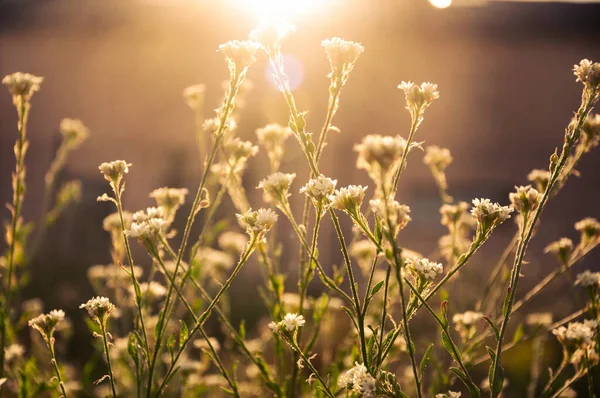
(147, 69, 244, 397)
(392, 115, 419, 193)
(1, 101, 29, 380)
(100, 322, 118, 398)
(154, 236, 256, 397)
(48, 341, 69, 398)
(490, 96, 596, 396)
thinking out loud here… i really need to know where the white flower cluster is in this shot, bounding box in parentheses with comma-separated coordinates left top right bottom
(436, 392, 461, 398)
(439, 202, 469, 227)
(575, 217, 600, 244)
(59, 118, 89, 149)
(406, 257, 443, 281)
(370, 197, 411, 234)
(225, 138, 259, 162)
(80, 296, 115, 323)
(257, 172, 296, 203)
(350, 240, 378, 272)
(250, 22, 295, 53)
(135, 282, 167, 301)
(268, 313, 306, 332)
(28, 310, 66, 338)
(149, 187, 188, 212)
(255, 123, 292, 171)
(219, 40, 261, 74)
(103, 211, 131, 232)
(470, 198, 513, 236)
(196, 247, 235, 279)
(573, 59, 600, 91)
(453, 311, 484, 340)
(88, 263, 142, 289)
(509, 185, 543, 214)
(331, 185, 368, 212)
(182, 84, 206, 111)
(423, 146, 452, 171)
(544, 237, 574, 263)
(339, 362, 376, 396)
(4, 344, 25, 363)
(237, 208, 278, 238)
(321, 37, 364, 85)
(527, 169, 551, 192)
(2, 72, 43, 102)
(575, 270, 600, 288)
(354, 135, 412, 181)
(300, 175, 337, 208)
(582, 114, 600, 148)
(98, 160, 131, 186)
(553, 319, 598, 346)
(398, 81, 439, 119)
(127, 207, 167, 242)
(218, 231, 248, 254)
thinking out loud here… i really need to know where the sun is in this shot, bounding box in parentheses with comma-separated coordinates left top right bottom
(236, 0, 327, 23)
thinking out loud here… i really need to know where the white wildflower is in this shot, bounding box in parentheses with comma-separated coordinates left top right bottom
(4, 344, 25, 363)
(282, 313, 306, 331)
(582, 114, 600, 149)
(79, 296, 115, 324)
(250, 22, 295, 54)
(257, 172, 296, 203)
(575, 217, 600, 245)
(300, 175, 337, 209)
(255, 123, 292, 171)
(28, 310, 66, 338)
(218, 231, 248, 254)
(2, 72, 43, 102)
(321, 37, 364, 85)
(149, 187, 188, 212)
(330, 185, 368, 212)
(440, 202, 469, 227)
(544, 237, 574, 264)
(406, 257, 443, 281)
(575, 270, 600, 288)
(219, 40, 261, 75)
(424, 146, 452, 171)
(237, 208, 278, 238)
(354, 134, 414, 184)
(59, 118, 89, 149)
(553, 320, 598, 347)
(573, 59, 600, 91)
(98, 160, 131, 185)
(183, 84, 206, 111)
(339, 362, 376, 395)
(527, 169, 552, 192)
(509, 185, 542, 214)
(470, 198, 513, 237)
(398, 81, 439, 120)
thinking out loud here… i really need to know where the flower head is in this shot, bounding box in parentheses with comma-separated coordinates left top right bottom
(255, 123, 292, 171)
(350, 240, 378, 272)
(98, 160, 131, 187)
(339, 362, 376, 396)
(406, 257, 443, 282)
(544, 237, 574, 264)
(219, 40, 261, 76)
(237, 208, 278, 238)
(300, 174, 337, 210)
(28, 310, 66, 340)
(527, 169, 551, 192)
(553, 320, 598, 350)
(149, 187, 189, 218)
(573, 59, 600, 92)
(581, 114, 600, 149)
(257, 172, 296, 203)
(440, 202, 470, 227)
(424, 146, 452, 171)
(370, 197, 411, 235)
(321, 37, 364, 85)
(183, 84, 206, 111)
(249, 22, 295, 54)
(509, 185, 542, 215)
(218, 231, 248, 254)
(575, 270, 600, 288)
(80, 296, 115, 324)
(453, 311, 483, 340)
(575, 217, 600, 246)
(269, 313, 306, 333)
(470, 198, 513, 238)
(354, 134, 417, 187)
(2, 72, 43, 103)
(59, 118, 89, 150)
(398, 81, 439, 121)
(330, 185, 368, 213)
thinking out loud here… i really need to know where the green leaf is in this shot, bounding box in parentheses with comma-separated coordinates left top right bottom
(483, 316, 500, 341)
(419, 344, 434, 381)
(127, 333, 139, 365)
(441, 332, 459, 363)
(179, 320, 189, 350)
(488, 362, 504, 398)
(167, 334, 176, 363)
(370, 281, 384, 296)
(450, 367, 481, 397)
(239, 320, 246, 340)
(512, 323, 524, 344)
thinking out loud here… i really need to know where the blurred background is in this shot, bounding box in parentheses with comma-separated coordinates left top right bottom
(1, 0, 600, 395)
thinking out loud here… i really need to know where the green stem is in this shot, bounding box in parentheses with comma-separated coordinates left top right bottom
(100, 322, 118, 398)
(48, 340, 69, 398)
(1, 101, 29, 381)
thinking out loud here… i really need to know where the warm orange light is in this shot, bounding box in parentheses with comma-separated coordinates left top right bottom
(429, 0, 452, 8)
(236, 0, 326, 23)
